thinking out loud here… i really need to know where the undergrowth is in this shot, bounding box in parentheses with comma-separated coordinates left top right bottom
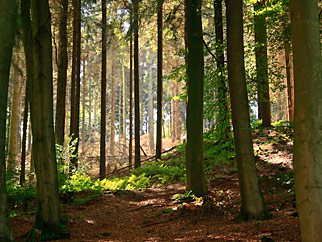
(7, 121, 295, 215)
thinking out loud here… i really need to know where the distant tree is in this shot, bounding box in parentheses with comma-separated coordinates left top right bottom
(55, 0, 68, 145)
(156, 0, 163, 161)
(225, 0, 270, 220)
(214, 0, 230, 138)
(70, 0, 81, 169)
(129, 11, 133, 166)
(20, 83, 28, 186)
(7, 60, 22, 173)
(290, 0, 322, 241)
(148, 49, 154, 154)
(254, 0, 271, 127)
(0, 0, 17, 240)
(185, 0, 207, 197)
(100, 0, 107, 180)
(133, 0, 141, 168)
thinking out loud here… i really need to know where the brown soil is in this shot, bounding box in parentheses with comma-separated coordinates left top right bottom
(11, 129, 300, 241)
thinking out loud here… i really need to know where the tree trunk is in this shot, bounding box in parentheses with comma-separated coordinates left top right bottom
(21, 0, 34, 185)
(290, 0, 322, 241)
(29, 0, 66, 237)
(156, 0, 163, 161)
(81, 57, 86, 153)
(254, 0, 271, 127)
(0, 0, 17, 240)
(100, 0, 107, 180)
(133, 0, 141, 168)
(214, 0, 230, 138)
(55, 0, 68, 145)
(110, 59, 116, 159)
(148, 49, 154, 154)
(284, 42, 294, 122)
(129, 12, 133, 166)
(7, 63, 22, 173)
(70, 0, 81, 169)
(122, 61, 127, 155)
(20, 84, 28, 186)
(185, 0, 207, 197)
(225, 0, 270, 220)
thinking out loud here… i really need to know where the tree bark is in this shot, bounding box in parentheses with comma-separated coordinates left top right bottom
(290, 0, 322, 241)
(0, 0, 17, 240)
(55, 0, 68, 145)
(29, 0, 66, 237)
(254, 0, 271, 127)
(110, 58, 116, 159)
(100, 0, 107, 180)
(225, 0, 270, 220)
(148, 49, 154, 154)
(122, 61, 127, 155)
(20, 84, 28, 186)
(133, 0, 141, 168)
(70, 0, 81, 169)
(185, 0, 207, 197)
(214, 0, 230, 138)
(156, 0, 163, 161)
(129, 12, 133, 166)
(7, 60, 22, 173)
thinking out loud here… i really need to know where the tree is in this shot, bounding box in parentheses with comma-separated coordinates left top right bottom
(0, 0, 17, 240)
(225, 0, 270, 220)
(28, 0, 66, 238)
(254, 0, 271, 127)
(133, 0, 141, 168)
(290, 0, 322, 241)
(156, 0, 163, 161)
(7, 61, 22, 173)
(185, 0, 207, 197)
(70, 0, 81, 169)
(148, 49, 154, 154)
(55, 0, 69, 145)
(129, 11, 133, 166)
(100, 0, 107, 180)
(214, 0, 230, 138)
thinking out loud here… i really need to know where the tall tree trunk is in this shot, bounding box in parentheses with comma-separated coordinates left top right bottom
(174, 80, 181, 140)
(122, 61, 127, 155)
(284, 42, 294, 122)
(214, 0, 230, 138)
(129, 12, 133, 166)
(133, 0, 141, 168)
(110, 59, 115, 159)
(81, 57, 87, 154)
(185, 0, 207, 197)
(290, 0, 322, 241)
(7, 63, 21, 173)
(20, 84, 28, 186)
(70, 0, 81, 169)
(148, 49, 154, 154)
(0, 0, 17, 240)
(29, 0, 66, 238)
(55, 0, 68, 145)
(100, 0, 106, 180)
(225, 0, 270, 220)
(21, 0, 34, 185)
(156, 0, 163, 161)
(254, 0, 271, 127)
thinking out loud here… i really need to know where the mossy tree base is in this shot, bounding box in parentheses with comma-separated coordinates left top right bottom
(234, 209, 272, 223)
(25, 222, 70, 241)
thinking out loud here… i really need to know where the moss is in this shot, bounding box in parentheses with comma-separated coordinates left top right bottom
(234, 208, 272, 223)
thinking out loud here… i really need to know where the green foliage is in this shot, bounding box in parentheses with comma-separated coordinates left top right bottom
(203, 130, 235, 173)
(6, 179, 36, 206)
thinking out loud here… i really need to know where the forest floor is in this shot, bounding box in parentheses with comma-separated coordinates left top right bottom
(11, 128, 300, 241)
